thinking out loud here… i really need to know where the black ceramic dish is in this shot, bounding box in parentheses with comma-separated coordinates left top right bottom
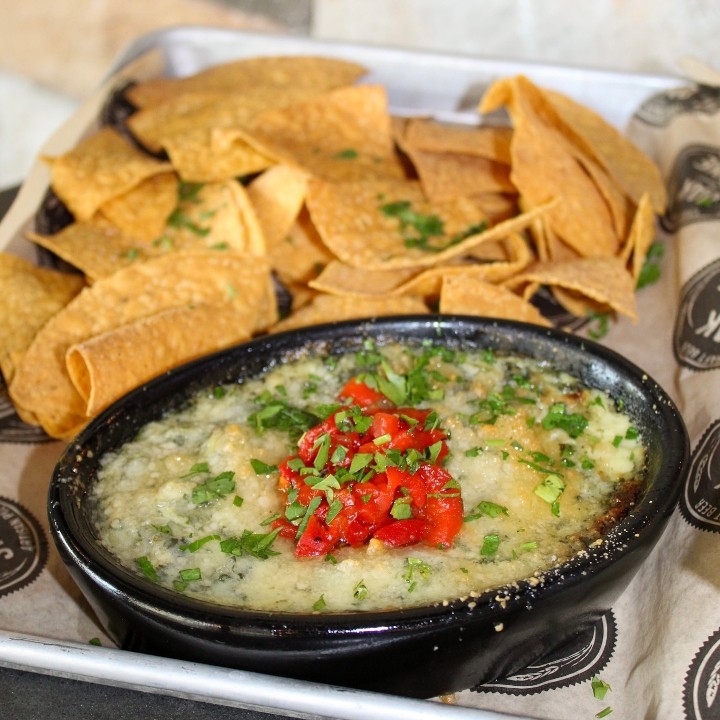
(48, 316, 689, 698)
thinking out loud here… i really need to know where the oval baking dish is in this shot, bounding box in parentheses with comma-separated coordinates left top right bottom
(48, 315, 689, 698)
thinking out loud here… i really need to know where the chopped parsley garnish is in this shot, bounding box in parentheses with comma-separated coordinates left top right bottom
(353, 579, 368, 601)
(403, 557, 431, 592)
(378, 199, 487, 253)
(480, 533, 500, 556)
(335, 148, 358, 159)
(636, 242, 663, 289)
(179, 567, 201, 582)
(464, 500, 509, 522)
(587, 312, 610, 340)
(179, 534, 221, 553)
(534, 474, 565, 515)
(313, 594, 327, 611)
(219, 528, 281, 560)
(248, 390, 320, 440)
(250, 458, 278, 475)
(191, 470, 236, 505)
(592, 676, 612, 700)
(541, 403, 588, 438)
(135, 556, 159, 582)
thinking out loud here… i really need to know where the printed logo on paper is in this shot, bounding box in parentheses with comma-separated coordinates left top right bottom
(684, 626, 720, 719)
(635, 85, 720, 128)
(476, 611, 615, 694)
(0, 497, 47, 598)
(0, 379, 50, 444)
(680, 419, 720, 533)
(662, 144, 720, 234)
(674, 258, 720, 371)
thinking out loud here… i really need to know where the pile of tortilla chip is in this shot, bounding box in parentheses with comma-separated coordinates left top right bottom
(0, 55, 666, 439)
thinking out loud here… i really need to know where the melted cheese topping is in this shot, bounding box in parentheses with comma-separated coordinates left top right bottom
(92, 343, 645, 613)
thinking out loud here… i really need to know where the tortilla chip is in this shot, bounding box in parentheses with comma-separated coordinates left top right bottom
(311, 233, 532, 299)
(43, 127, 172, 221)
(162, 179, 266, 255)
(27, 219, 150, 282)
(265, 208, 334, 285)
(0, 253, 85, 385)
(66, 302, 258, 417)
(440, 275, 551, 326)
(310, 261, 420, 297)
(479, 76, 619, 257)
(99, 171, 178, 241)
(402, 119, 513, 164)
(246, 164, 309, 250)
(270, 293, 429, 334)
(544, 89, 667, 214)
(404, 148, 516, 198)
(621, 193, 656, 281)
(469, 193, 519, 223)
(239, 85, 407, 182)
(504, 256, 637, 321)
(9, 251, 277, 438)
(306, 177, 555, 270)
(126, 56, 368, 109)
(163, 126, 274, 183)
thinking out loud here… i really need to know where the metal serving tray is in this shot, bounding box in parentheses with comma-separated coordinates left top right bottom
(0, 26, 681, 720)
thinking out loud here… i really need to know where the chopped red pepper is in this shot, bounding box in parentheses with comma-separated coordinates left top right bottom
(272, 375, 464, 557)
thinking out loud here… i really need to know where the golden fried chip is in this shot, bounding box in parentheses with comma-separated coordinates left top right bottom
(404, 149, 515, 198)
(310, 233, 532, 299)
(544, 89, 667, 213)
(469, 193, 519, 223)
(162, 180, 266, 255)
(240, 85, 406, 182)
(479, 76, 619, 257)
(504, 256, 637, 321)
(263, 208, 334, 285)
(270, 293, 428, 334)
(99, 171, 178, 241)
(126, 56, 368, 109)
(440, 275, 551, 326)
(126, 92, 227, 153)
(164, 126, 273, 183)
(310, 261, 419, 297)
(306, 178, 554, 270)
(44, 127, 172, 221)
(66, 302, 258, 417)
(27, 219, 149, 282)
(9, 251, 277, 438)
(0, 253, 85, 385)
(621, 193, 655, 281)
(246, 164, 309, 249)
(403, 119, 513, 164)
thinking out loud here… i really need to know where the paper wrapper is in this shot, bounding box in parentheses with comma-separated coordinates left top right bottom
(1, 37, 719, 720)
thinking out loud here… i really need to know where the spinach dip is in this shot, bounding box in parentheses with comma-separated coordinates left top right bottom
(91, 340, 646, 613)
